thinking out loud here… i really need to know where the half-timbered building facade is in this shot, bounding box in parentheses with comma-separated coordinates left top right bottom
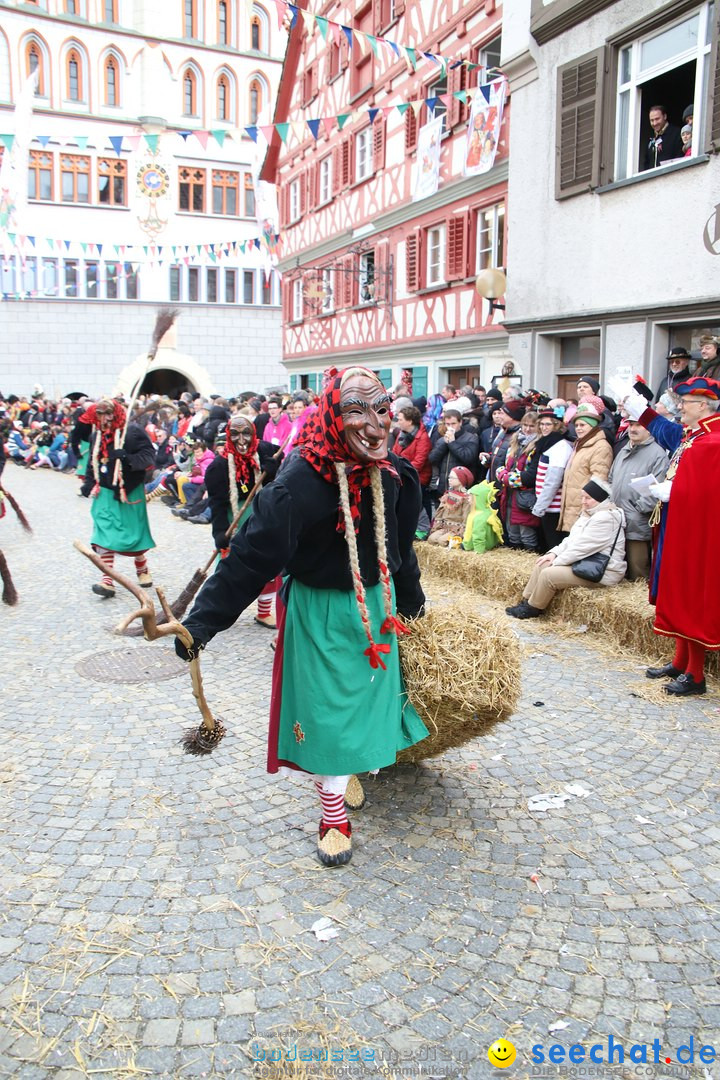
(262, 0, 510, 399)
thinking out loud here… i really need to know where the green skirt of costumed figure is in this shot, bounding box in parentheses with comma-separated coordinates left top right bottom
(77, 439, 90, 477)
(277, 580, 428, 775)
(90, 485, 156, 552)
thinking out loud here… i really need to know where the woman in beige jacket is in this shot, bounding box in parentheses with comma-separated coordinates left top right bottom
(506, 476, 626, 619)
(558, 403, 613, 533)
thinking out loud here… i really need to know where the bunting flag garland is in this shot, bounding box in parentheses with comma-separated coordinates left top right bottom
(1, 231, 282, 269)
(273, 0, 501, 80)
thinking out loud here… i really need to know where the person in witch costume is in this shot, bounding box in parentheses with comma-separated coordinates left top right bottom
(625, 376, 720, 694)
(74, 397, 156, 598)
(205, 415, 283, 629)
(175, 367, 428, 866)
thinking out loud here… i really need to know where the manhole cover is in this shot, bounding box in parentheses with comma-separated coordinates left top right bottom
(76, 647, 188, 684)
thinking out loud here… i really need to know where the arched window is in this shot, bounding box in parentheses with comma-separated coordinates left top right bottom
(66, 49, 82, 101)
(249, 77, 262, 124)
(217, 74, 229, 120)
(251, 15, 261, 50)
(218, 0, 229, 44)
(105, 55, 118, 106)
(183, 68, 197, 115)
(26, 41, 45, 96)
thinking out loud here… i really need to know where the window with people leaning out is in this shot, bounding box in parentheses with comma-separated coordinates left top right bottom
(556, 1, 716, 197)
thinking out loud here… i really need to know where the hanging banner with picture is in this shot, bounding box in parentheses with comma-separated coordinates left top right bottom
(412, 115, 444, 202)
(464, 79, 506, 177)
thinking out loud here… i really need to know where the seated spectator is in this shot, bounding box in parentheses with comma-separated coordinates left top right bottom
(609, 421, 669, 581)
(530, 409, 573, 551)
(506, 477, 626, 619)
(162, 438, 213, 508)
(7, 422, 30, 462)
(654, 347, 692, 401)
(496, 410, 540, 551)
(427, 408, 479, 504)
(559, 403, 613, 533)
(427, 466, 474, 546)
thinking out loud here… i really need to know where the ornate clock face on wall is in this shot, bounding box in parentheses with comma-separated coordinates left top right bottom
(137, 164, 169, 198)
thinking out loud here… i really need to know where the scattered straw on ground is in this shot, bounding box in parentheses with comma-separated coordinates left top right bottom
(415, 542, 720, 677)
(397, 607, 520, 763)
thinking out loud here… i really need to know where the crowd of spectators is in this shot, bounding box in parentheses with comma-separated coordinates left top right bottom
(2, 339, 717, 624)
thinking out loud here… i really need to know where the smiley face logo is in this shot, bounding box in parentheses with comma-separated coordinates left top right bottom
(488, 1039, 517, 1068)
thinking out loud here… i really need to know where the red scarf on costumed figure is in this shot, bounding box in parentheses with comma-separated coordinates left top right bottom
(296, 367, 408, 669)
(222, 422, 259, 491)
(79, 400, 127, 497)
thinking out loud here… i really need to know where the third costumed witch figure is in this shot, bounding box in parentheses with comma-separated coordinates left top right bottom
(175, 367, 428, 865)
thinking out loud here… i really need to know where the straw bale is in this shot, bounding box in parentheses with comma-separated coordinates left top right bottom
(397, 607, 520, 763)
(415, 542, 720, 675)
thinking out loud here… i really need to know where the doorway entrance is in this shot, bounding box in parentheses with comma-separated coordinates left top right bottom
(140, 369, 195, 398)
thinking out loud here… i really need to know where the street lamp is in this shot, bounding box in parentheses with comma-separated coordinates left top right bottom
(475, 267, 506, 313)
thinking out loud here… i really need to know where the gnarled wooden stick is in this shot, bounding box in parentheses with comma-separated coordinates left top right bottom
(74, 540, 218, 739)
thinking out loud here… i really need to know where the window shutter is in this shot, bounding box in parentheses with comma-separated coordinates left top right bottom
(446, 214, 468, 280)
(341, 138, 351, 187)
(332, 145, 342, 195)
(405, 107, 418, 153)
(555, 47, 605, 200)
(312, 61, 319, 99)
(710, 6, 720, 151)
(372, 0, 382, 33)
(447, 66, 460, 129)
(395, 0, 405, 14)
(307, 163, 317, 209)
(406, 229, 422, 291)
(299, 171, 306, 216)
(342, 255, 355, 307)
(373, 120, 386, 171)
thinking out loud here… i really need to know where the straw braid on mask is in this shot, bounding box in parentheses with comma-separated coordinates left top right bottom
(298, 367, 409, 670)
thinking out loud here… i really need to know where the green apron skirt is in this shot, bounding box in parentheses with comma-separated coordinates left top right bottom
(90, 485, 155, 553)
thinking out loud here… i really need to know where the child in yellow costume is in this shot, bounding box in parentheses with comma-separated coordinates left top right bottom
(463, 481, 504, 553)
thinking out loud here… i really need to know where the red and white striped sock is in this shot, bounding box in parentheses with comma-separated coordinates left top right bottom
(133, 553, 149, 577)
(257, 595, 273, 618)
(96, 546, 115, 588)
(314, 781, 349, 829)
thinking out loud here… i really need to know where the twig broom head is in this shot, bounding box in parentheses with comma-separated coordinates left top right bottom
(0, 551, 18, 606)
(149, 308, 179, 360)
(0, 487, 32, 533)
(182, 718, 227, 755)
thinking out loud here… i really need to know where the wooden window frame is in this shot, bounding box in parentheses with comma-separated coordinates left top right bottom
(244, 172, 255, 216)
(26, 42, 45, 96)
(218, 0, 230, 45)
(28, 149, 54, 201)
(251, 14, 262, 50)
(178, 166, 206, 212)
(66, 49, 83, 102)
(183, 68, 197, 116)
(355, 126, 373, 183)
(426, 224, 446, 287)
(185, 0, 197, 38)
(318, 155, 332, 204)
(60, 153, 91, 203)
(97, 157, 127, 206)
(212, 169, 239, 215)
(217, 74, 230, 120)
(104, 56, 119, 106)
(249, 78, 262, 124)
(104, 0, 118, 22)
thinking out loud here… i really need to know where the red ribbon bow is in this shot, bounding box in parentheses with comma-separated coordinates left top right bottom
(363, 642, 391, 670)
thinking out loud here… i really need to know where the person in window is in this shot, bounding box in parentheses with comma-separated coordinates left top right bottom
(643, 105, 684, 170)
(681, 124, 692, 157)
(698, 335, 720, 380)
(653, 347, 692, 401)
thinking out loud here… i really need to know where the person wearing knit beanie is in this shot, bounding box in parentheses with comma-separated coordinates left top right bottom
(486, 387, 502, 404)
(577, 376, 601, 397)
(582, 395, 607, 416)
(573, 403, 601, 428)
(501, 400, 526, 423)
(451, 466, 475, 489)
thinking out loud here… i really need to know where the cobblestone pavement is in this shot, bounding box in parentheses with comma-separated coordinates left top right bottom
(1, 466, 719, 1080)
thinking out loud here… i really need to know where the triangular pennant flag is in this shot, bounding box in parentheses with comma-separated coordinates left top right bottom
(211, 129, 227, 147)
(426, 96, 438, 115)
(0, 134, 15, 152)
(386, 39, 401, 58)
(47, 238, 54, 250)
(438, 94, 451, 107)
(322, 116, 335, 137)
(109, 135, 124, 156)
(27, 236, 35, 248)
(382, 105, 394, 118)
(273, 0, 286, 30)
(287, 4, 298, 28)
(410, 99, 423, 117)
(64, 240, 72, 251)
(306, 119, 321, 140)
(80, 242, 87, 254)
(316, 15, 328, 40)
(194, 131, 210, 149)
(353, 29, 369, 56)
(7, 232, 16, 246)
(396, 102, 410, 116)
(366, 34, 379, 58)
(337, 113, 350, 130)
(144, 134, 160, 153)
(453, 90, 468, 103)
(209, 251, 217, 262)
(480, 83, 491, 104)
(245, 125, 259, 142)
(114, 245, 121, 255)
(260, 125, 275, 141)
(75, 135, 89, 150)
(36, 135, 51, 148)
(276, 123, 290, 144)
(406, 47, 417, 70)
(330, 20, 342, 46)
(125, 134, 142, 151)
(368, 108, 379, 124)
(300, 8, 314, 30)
(341, 25, 353, 50)
(178, 130, 191, 141)
(423, 51, 440, 67)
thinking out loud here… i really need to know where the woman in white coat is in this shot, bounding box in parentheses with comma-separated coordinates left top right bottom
(506, 476, 626, 619)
